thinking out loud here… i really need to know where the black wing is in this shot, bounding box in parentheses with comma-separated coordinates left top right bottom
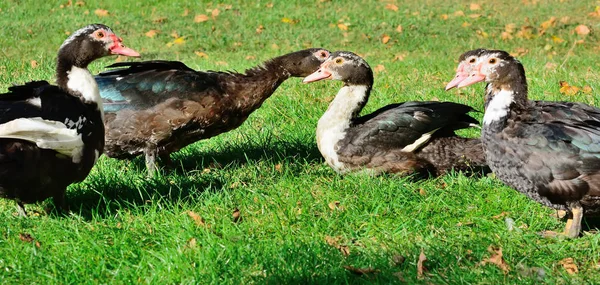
(96, 60, 223, 112)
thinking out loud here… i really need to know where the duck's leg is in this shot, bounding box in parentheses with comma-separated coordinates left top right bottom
(53, 190, 70, 215)
(159, 153, 173, 169)
(563, 203, 583, 238)
(540, 203, 583, 239)
(145, 147, 158, 177)
(15, 200, 27, 217)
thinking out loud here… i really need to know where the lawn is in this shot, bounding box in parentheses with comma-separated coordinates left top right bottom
(1, 0, 600, 284)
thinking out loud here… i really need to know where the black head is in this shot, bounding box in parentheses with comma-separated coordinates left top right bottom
(58, 24, 139, 68)
(445, 48, 487, 90)
(274, 48, 331, 77)
(303, 51, 373, 86)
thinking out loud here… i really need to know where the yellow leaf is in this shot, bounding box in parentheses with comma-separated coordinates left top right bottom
(393, 53, 407, 61)
(281, 17, 298, 24)
(381, 35, 390, 44)
(30, 60, 38, 68)
(589, 6, 600, 18)
(545, 62, 557, 70)
(194, 14, 209, 23)
(245, 55, 256, 60)
(454, 10, 465, 17)
(540, 17, 556, 31)
(194, 51, 208, 58)
(211, 8, 220, 17)
(145, 30, 159, 38)
(582, 86, 592, 94)
(266, 3, 274, 8)
(172, 37, 185, 45)
(181, 9, 189, 17)
(480, 245, 510, 274)
(153, 17, 167, 24)
(440, 14, 449, 20)
(551, 35, 564, 43)
(469, 14, 481, 18)
(395, 25, 403, 33)
(501, 31, 513, 40)
(186, 211, 206, 226)
(385, 4, 398, 11)
(271, 43, 279, 49)
(337, 23, 348, 31)
(94, 9, 108, 17)
(559, 81, 580, 96)
(469, 3, 481, 10)
(462, 22, 471, 27)
(575, 25, 590, 36)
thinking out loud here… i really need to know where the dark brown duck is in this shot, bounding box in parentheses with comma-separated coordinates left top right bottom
(449, 49, 600, 238)
(96, 48, 331, 176)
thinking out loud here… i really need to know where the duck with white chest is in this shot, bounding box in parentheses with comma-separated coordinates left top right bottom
(303, 51, 488, 176)
(0, 24, 139, 216)
(448, 49, 600, 238)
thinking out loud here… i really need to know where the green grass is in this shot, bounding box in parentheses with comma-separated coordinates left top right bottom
(1, 0, 600, 283)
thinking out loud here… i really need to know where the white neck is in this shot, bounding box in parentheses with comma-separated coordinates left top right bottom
(66, 66, 104, 119)
(483, 87, 513, 125)
(316, 85, 368, 172)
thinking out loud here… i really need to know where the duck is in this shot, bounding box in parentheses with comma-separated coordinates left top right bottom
(302, 51, 487, 177)
(95, 48, 331, 176)
(448, 49, 600, 238)
(0, 24, 139, 216)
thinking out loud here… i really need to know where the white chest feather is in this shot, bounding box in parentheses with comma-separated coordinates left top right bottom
(0, 117, 84, 163)
(67, 66, 104, 119)
(316, 85, 367, 172)
(483, 89, 514, 125)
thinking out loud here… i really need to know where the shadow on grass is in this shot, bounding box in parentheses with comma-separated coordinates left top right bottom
(63, 139, 322, 219)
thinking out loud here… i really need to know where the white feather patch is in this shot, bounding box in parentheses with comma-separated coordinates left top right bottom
(483, 89, 514, 125)
(26, 97, 42, 108)
(316, 85, 368, 173)
(401, 127, 440, 152)
(67, 66, 104, 119)
(0, 117, 84, 163)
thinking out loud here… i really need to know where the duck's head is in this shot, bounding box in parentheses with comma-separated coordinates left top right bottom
(453, 49, 524, 88)
(445, 48, 487, 90)
(58, 24, 140, 67)
(303, 51, 373, 86)
(277, 48, 330, 77)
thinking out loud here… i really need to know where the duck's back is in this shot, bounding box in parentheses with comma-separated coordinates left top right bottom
(483, 100, 600, 213)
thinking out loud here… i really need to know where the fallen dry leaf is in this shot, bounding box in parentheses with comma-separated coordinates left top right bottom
(516, 25, 535, 39)
(575, 25, 590, 36)
(30, 60, 38, 68)
(545, 62, 558, 70)
(393, 254, 406, 266)
(211, 8, 220, 17)
(492, 211, 510, 219)
(559, 81, 580, 96)
(373, 64, 385, 73)
(539, 17, 556, 35)
(381, 35, 391, 44)
(582, 86, 592, 94)
(187, 210, 206, 226)
(271, 43, 279, 49)
(454, 10, 465, 17)
(385, 4, 398, 11)
(266, 3, 274, 8)
(559, 258, 578, 275)
(145, 30, 159, 38)
(181, 9, 189, 16)
(393, 53, 406, 61)
(337, 23, 348, 31)
(232, 208, 241, 223)
(194, 51, 208, 58)
(274, 163, 282, 172)
(480, 245, 510, 274)
(511, 47, 529, 57)
(246, 55, 256, 60)
(19, 233, 34, 242)
(153, 17, 167, 24)
(589, 7, 600, 18)
(417, 250, 427, 278)
(256, 25, 264, 34)
(396, 25, 403, 33)
(328, 201, 340, 211)
(194, 14, 209, 23)
(419, 188, 427, 196)
(343, 265, 380, 275)
(94, 9, 108, 17)
(325, 235, 350, 256)
(440, 14, 449, 20)
(187, 237, 198, 249)
(469, 3, 481, 10)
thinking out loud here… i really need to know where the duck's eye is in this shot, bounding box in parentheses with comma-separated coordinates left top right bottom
(469, 58, 476, 63)
(335, 58, 343, 64)
(489, 58, 497, 64)
(96, 31, 105, 38)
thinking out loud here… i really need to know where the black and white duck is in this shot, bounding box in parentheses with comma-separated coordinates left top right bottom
(0, 24, 139, 216)
(302, 51, 487, 176)
(95, 48, 331, 176)
(449, 49, 600, 238)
